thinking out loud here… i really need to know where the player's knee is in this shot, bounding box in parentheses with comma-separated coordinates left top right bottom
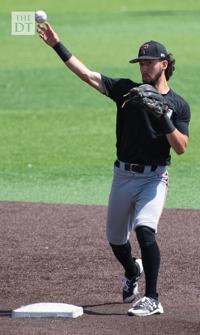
(135, 226, 156, 248)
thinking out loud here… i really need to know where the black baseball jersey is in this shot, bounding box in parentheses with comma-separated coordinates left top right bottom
(101, 75, 191, 165)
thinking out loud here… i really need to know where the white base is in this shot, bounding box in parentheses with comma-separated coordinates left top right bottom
(12, 303, 83, 318)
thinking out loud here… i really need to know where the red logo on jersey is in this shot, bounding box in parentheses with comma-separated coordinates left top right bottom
(140, 44, 149, 55)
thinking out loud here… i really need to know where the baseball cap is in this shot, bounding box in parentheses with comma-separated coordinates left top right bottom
(129, 41, 168, 63)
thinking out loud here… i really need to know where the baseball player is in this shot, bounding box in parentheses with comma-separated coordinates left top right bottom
(37, 23, 190, 316)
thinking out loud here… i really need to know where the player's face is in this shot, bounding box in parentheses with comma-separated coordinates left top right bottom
(139, 60, 166, 85)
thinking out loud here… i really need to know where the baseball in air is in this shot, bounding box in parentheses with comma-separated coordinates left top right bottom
(35, 10, 48, 24)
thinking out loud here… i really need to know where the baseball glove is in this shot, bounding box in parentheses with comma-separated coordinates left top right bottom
(122, 84, 169, 117)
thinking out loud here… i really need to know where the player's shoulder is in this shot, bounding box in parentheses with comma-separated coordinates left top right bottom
(102, 75, 135, 86)
(167, 89, 190, 108)
(165, 89, 190, 115)
(101, 75, 138, 100)
(115, 78, 138, 94)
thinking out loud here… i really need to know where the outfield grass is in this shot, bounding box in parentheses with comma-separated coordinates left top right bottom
(0, 1, 200, 208)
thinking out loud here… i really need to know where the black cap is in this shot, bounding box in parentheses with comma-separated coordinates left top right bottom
(129, 40, 168, 63)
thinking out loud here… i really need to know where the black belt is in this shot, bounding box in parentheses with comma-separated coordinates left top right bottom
(115, 160, 157, 173)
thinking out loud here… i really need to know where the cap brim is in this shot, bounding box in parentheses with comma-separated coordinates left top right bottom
(129, 56, 162, 63)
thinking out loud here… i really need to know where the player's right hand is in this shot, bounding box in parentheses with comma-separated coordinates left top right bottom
(37, 22, 60, 47)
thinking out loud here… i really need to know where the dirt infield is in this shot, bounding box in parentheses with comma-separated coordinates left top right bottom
(0, 201, 199, 335)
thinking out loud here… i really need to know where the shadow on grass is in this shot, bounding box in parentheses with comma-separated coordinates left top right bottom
(128, 10, 200, 17)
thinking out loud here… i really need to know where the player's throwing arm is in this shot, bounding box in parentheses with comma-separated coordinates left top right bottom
(37, 22, 104, 93)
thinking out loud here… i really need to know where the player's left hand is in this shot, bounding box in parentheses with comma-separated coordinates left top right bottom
(123, 84, 169, 118)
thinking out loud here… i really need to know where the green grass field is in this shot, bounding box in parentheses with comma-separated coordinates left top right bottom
(0, 0, 200, 208)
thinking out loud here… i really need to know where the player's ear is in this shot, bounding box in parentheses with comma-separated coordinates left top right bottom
(162, 60, 168, 70)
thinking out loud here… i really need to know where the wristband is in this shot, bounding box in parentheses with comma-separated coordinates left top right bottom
(53, 42, 72, 62)
(160, 113, 175, 134)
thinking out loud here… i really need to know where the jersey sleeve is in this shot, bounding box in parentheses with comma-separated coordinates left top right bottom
(101, 74, 121, 101)
(101, 74, 137, 105)
(173, 100, 191, 136)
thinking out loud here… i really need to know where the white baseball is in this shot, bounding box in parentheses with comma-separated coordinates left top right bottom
(35, 10, 48, 24)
